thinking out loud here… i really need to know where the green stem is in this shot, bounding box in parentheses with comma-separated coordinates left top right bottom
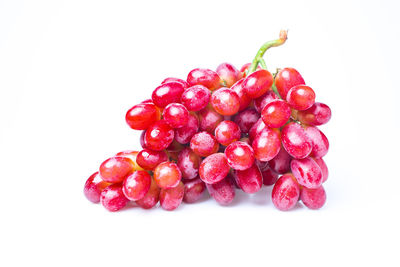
(259, 58, 267, 69)
(248, 30, 288, 74)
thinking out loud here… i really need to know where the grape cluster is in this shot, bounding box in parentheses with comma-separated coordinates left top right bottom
(83, 31, 331, 212)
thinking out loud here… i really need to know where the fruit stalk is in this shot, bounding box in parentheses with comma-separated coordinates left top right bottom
(248, 30, 288, 74)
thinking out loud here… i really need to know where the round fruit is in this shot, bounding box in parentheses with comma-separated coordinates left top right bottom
(190, 131, 219, 157)
(281, 122, 312, 159)
(233, 108, 260, 134)
(300, 186, 326, 209)
(153, 161, 182, 189)
(216, 63, 240, 88)
(233, 163, 263, 193)
(275, 67, 305, 100)
(211, 87, 240, 116)
(159, 181, 185, 211)
(136, 149, 168, 171)
(199, 153, 230, 184)
(180, 85, 211, 111)
(271, 173, 300, 211)
(297, 102, 332, 126)
(206, 176, 235, 205)
(100, 184, 129, 212)
(187, 68, 222, 91)
(290, 157, 323, 189)
(122, 171, 151, 201)
(252, 128, 281, 162)
(152, 81, 185, 108)
(162, 103, 189, 128)
(261, 100, 291, 128)
(214, 120, 241, 146)
(242, 69, 273, 98)
(99, 156, 135, 183)
(144, 120, 174, 151)
(125, 103, 161, 130)
(177, 148, 201, 180)
(84, 172, 111, 203)
(225, 141, 255, 170)
(183, 178, 206, 204)
(286, 85, 316, 110)
(174, 112, 199, 144)
(135, 178, 160, 209)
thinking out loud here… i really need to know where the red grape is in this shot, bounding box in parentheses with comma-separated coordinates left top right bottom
(275, 67, 305, 100)
(177, 148, 200, 180)
(144, 120, 174, 151)
(162, 103, 189, 128)
(225, 141, 255, 170)
(115, 150, 144, 170)
(256, 160, 279, 186)
(313, 157, 328, 182)
(166, 139, 184, 154)
(100, 184, 129, 212)
(153, 161, 182, 189)
(286, 85, 315, 110)
(99, 156, 135, 183)
(187, 68, 222, 91)
(199, 153, 230, 184)
(125, 103, 161, 130)
(233, 163, 263, 193)
(140, 131, 147, 148)
(268, 147, 291, 174)
(261, 99, 291, 128)
(271, 173, 300, 211)
(233, 108, 260, 134)
(180, 85, 211, 111)
(190, 131, 219, 157)
(252, 127, 281, 162)
(239, 63, 261, 79)
(122, 170, 151, 201)
(254, 91, 279, 113)
(84, 172, 111, 203)
(183, 178, 206, 203)
(159, 181, 184, 211)
(198, 105, 224, 133)
(290, 157, 323, 189)
(136, 149, 168, 170)
(214, 120, 241, 146)
(174, 112, 199, 144)
(231, 79, 252, 111)
(300, 186, 326, 209)
(152, 81, 185, 108)
(262, 167, 279, 186)
(216, 63, 240, 88)
(297, 102, 331, 126)
(281, 122, 312, 159)
(206, 176, 235, 205)
(211, 87, 240, 115)
(161, 77, 189, 89)
(248, 118, 267, 142)
(305, 126, 329, 158)
(242, 69, 273, 98)
(135, 178, 160, 209)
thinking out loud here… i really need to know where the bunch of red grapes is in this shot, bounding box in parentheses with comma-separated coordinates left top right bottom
(83, 31, 331, 212)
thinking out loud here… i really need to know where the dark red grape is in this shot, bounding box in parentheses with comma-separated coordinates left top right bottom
(233, 108, 260, 134)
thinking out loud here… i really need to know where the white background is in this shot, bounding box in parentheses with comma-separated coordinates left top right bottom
(1, 0, 399, 266)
